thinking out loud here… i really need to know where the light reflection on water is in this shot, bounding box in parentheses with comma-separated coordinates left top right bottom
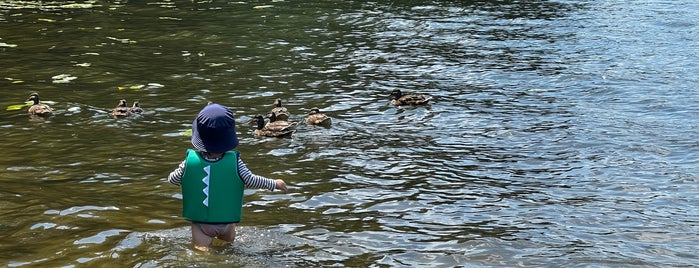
(2, 0, 699, 267)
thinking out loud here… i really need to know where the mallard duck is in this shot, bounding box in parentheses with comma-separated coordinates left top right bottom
(111, 99, 132, 117)
(390, 89, 432, 106)
(26, 93, 53, 117)
(270, 98, 290, 121)
(129, 100, 143, 114)
(267, 112, 298, 130)
(305, 107, 331, 127)
(254, 114, 296, 137)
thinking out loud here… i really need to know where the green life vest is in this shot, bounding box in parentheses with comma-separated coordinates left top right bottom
(181, 149, 244, 223)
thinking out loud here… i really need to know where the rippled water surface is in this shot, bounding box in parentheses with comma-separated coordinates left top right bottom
(2, 0, 698, 267)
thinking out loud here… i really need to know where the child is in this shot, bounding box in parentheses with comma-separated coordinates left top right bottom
(167, 103, 288, 251)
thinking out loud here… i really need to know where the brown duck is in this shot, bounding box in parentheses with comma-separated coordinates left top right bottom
(129, 100, 143, 114)
(390, 89, 432, 106)
(111, 99, 131, 118)
(26, 93, 53, 117)
(305, 107, 331, 127)
(270, 98, 290, 121)
(253, 113, 296, 137)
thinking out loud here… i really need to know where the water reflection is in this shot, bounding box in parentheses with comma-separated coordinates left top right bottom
(2, 0, 699, 267)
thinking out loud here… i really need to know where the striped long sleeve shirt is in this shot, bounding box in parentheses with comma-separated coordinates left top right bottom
(167, 154, 277, 191)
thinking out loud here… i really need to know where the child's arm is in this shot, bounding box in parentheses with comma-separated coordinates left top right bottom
(167, 159, 186, 186)
(238, 157, 287, 192)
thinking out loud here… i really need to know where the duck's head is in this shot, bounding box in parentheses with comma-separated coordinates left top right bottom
(117, 99, 128, 107)
(273, 98, 283, 107)
(26, 93, 40, 103)
(308, 107, 321, 115)
(132, 100, 141, 108)
(390, 90, 403, 99)
(267, 111, 279, 122)
(254, 115, 266, 129)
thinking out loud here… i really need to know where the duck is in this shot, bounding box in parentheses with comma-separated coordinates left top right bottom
(111, 99, 132, 118)
(129, 100, 143, 114)
(270, 98, 290, 121)
(253, 113, 296, 137)
(267, 112, 298, 131)
(26, 93, 53, 117)
(390, 89, 432, 106)
(305, 107, 331, 127)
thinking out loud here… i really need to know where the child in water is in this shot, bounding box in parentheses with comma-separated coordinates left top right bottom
(167, 103, 288, 251)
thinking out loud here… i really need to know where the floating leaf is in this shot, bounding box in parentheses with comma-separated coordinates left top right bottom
(6, 99, 56, 111)
(12, 80, 24, 84)
(6, 102, 32, 111)
(118, 84, 146, 91)
(179, 129, 193, 136)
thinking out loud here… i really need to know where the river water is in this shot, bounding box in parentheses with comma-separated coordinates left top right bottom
(1, 0, 698, 267)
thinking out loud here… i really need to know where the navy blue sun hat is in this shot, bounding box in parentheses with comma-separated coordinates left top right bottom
(191, 103, 239, 153)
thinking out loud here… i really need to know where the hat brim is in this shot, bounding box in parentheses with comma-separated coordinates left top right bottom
(190, 103, 239, 153)
(191, 118, 238, 153)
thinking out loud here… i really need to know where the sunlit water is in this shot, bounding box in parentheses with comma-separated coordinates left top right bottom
(1, 0, 698, 267)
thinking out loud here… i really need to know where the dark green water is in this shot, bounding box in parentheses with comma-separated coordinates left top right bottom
(2, 0, 698, 267)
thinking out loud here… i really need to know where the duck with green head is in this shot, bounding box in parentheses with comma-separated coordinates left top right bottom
(26, 93, 53, 117)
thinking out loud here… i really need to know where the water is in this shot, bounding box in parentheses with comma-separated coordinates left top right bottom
(2, 0, 698, 267)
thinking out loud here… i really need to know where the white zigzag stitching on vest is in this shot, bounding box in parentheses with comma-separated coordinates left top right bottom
(202, 165, 211, 207)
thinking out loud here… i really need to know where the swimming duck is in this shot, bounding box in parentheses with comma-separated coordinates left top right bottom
(26, 93, 53, 117)
(270, 98, 290, 121)
(254, 114, 295, 137)
(305, 107, 331, 127)
(111, 99, 131, 118)
(267, 112, 298, 131)
(390, 89, 432, 106)
(129, 100, 143, 114)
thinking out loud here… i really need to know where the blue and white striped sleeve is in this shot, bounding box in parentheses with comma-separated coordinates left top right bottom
(167, 159, 186, 186)
(237, 157, 277, 191)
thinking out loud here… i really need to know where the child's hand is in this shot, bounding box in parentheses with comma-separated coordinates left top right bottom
(274, 179, 288, 193)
